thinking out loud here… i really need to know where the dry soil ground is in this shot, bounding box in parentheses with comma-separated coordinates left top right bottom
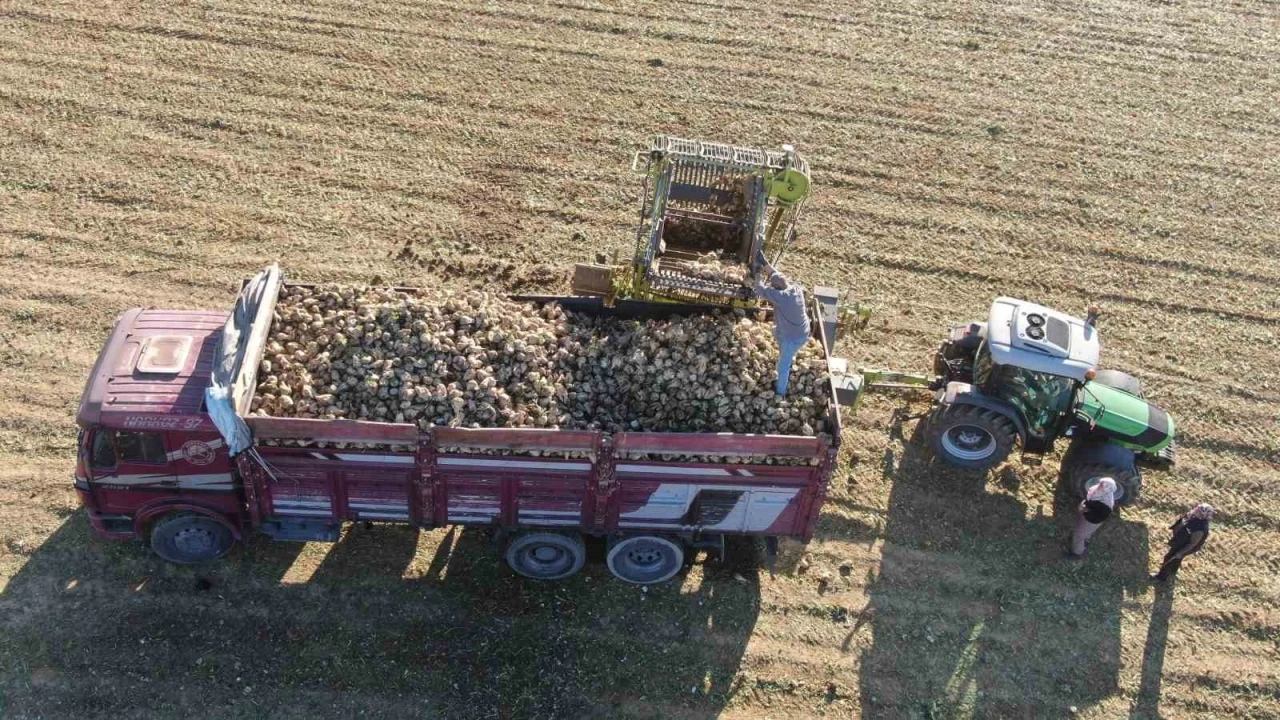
(1, 0, 1278, 718)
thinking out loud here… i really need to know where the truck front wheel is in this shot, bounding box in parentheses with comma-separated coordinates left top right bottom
(1064, 440, 1142, 506)
(150, 513, 235, 564)
(929, 404, 1017, 470)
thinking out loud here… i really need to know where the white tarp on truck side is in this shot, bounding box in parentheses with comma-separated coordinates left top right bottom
(205, 263, 282, 456)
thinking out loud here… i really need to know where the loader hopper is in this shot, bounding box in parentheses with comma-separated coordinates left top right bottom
(587, 135, 812, 308)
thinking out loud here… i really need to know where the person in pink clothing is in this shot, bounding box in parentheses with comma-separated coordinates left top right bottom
(1067, 477, 1117, 559)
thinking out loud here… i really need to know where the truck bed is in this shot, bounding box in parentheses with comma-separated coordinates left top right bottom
(239, 421, 834, 539)
(235, 277, 841, 441)
(222, 267, 842, 541)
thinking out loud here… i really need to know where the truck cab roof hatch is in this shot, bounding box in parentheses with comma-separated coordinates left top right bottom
(136, 335, 193, 374)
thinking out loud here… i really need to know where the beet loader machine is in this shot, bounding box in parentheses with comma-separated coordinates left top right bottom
(572, 134, 812, 308)
(833, 298, 1176, 504)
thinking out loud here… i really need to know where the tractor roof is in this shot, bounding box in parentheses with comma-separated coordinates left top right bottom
(986, 297, 1099, 381)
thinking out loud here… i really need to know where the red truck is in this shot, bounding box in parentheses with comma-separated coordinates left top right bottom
(74, 266, 844, 584)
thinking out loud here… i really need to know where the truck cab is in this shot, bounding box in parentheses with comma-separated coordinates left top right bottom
(74, 308, 242, 551)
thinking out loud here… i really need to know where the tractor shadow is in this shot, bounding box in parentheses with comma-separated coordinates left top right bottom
(858, 414, 1150, 718)
(0, 515, 759, 719)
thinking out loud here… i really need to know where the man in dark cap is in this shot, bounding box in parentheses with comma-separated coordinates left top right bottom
(1151, 503, 1214, 582)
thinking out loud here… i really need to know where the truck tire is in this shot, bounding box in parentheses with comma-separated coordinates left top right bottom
(1064, 440, 1142, 506)
(929, 404, 1017, 470)
(150, 513, 235, 564)
(607, 536, 684, 585)
(505, 532, 587, 581)
(1092, 369, 1143, 397)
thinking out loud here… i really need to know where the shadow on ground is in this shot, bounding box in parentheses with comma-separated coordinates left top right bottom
(1131, 580, 1175, 719)
(858, 415, 1151, 718)
(0, 517, 760, 719)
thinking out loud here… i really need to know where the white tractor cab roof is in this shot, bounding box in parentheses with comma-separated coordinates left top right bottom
(986, 297, 1100, 382)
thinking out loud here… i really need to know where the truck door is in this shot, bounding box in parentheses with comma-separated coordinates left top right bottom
(86, 429, 178, 511)
(163, 431, 235, 496)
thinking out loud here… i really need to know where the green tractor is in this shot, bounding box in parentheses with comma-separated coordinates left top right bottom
(925, 297, 1175, 504)
(827, 295, 1176, 504)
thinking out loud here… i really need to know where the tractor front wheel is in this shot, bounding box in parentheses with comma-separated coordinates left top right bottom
(929, 404, 1018, 470)
(1064, 440, 1143, 506)
(1067, 462, 1142, 506)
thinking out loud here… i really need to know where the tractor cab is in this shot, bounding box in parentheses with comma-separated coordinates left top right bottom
(971, 342, 1076, 439)
(974, 297, 1101, 442)
(927, 297, 1175, 502)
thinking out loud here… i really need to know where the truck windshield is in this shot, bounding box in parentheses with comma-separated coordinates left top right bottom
(973, 342, 1075, 435)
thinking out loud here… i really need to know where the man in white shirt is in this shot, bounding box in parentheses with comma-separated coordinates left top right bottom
(753, 252, 811, 395)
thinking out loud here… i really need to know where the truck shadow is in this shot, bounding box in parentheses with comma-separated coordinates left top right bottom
(858, 418, 1150, 718)
(0, 516, 759, 719)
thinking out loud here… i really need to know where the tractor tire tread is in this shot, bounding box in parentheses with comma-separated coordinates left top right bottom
(1067, 460, 1142, 507)
(929, 404, 1018, 471)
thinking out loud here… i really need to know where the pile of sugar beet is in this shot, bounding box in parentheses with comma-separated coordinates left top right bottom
(252, 285, 833, 453)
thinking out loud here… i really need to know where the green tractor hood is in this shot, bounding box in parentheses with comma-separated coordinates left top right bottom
(1076, 382, 1175, 453)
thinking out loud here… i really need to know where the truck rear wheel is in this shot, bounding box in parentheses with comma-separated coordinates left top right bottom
(1064, 440, 1142, 506)
(505, 532, 587, 581)
(607, 536, 684, 585)
(929, 404, 1017, 470)
(150, 513, 235, 564)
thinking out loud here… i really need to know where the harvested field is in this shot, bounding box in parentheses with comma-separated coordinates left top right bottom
(1, 0, 1278, 718)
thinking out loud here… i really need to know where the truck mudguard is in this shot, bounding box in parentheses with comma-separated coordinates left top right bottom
(134, 500, 244, 540)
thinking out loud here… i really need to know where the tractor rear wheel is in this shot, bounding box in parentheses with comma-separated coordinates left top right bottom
(929, 404, 1018, 470)
(1063, 440, 1142, 506)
